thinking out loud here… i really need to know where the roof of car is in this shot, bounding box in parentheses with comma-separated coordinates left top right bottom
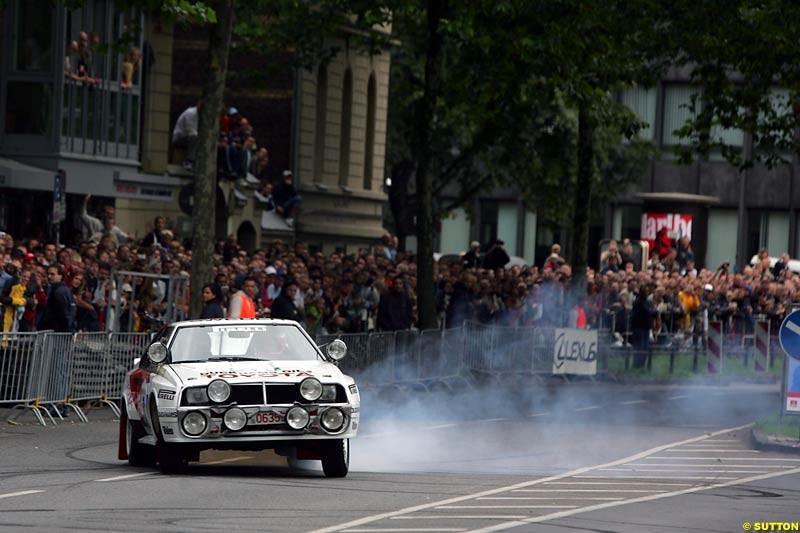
(171, 318, 302, 328)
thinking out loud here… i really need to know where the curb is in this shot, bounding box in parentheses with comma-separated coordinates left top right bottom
(751, 426, 800, 454)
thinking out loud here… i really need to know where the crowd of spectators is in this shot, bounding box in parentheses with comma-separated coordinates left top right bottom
(3, 203, 800, 344)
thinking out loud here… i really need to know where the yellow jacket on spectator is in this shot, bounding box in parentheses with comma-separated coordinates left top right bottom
(678, 289, 700, 331)
(2, 280, 27, 345)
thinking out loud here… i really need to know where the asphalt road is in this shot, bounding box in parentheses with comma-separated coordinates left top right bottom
(1, 382, 798, 533)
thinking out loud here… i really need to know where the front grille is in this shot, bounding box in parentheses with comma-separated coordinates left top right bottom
(265, 384, 299, 404)
(180, 383, 347, 406)
(230, 384, 264, 405)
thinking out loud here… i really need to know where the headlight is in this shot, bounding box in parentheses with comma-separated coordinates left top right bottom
(320, 407, 345, 432)
(182, 412, 207, 436)
(223, 408, 247, 431)
(321, 385, 337, 401)
(185, 387, 209, 404)
(299, 378, 322, 401)
(207, 380, 231, 403)
(286, 406, 309, 429)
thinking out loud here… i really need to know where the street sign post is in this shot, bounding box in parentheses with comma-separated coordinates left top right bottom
(778, 310, 800, 415)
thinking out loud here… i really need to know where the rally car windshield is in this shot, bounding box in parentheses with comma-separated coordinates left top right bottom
(168, 324, 321, 363)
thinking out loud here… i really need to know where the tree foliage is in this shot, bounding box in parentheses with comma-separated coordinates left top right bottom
(665, 0, 800, 169)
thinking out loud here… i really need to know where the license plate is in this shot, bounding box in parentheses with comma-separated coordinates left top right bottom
(250, 411, 284, 425)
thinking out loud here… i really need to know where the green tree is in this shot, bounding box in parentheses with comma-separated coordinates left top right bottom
(386, 0, 659, 327)
(189, 0, 235, 318)
(662, 1, 800, 269)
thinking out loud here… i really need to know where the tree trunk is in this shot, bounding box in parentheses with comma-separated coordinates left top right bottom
(189, 0, 235, 318)
(570, 101, 594, 297)
(414, 0, 447, 330)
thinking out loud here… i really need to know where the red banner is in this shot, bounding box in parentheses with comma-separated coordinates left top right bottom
(641, 213, 692, 250)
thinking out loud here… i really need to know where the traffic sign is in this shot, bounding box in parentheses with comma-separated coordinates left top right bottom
(779, 310, 800, 361)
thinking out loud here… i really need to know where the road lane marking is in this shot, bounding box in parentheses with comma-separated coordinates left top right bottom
(599, 468, 770, 474)
(0, 490, 44, 500)
(475, 490, 625, 502)
(527, 413, 550, 418)
(683, 442, 743, 446)
(512, 489, 665, 493)
(425, 424, 459, 430)
(343, 529, 467, 532)
(666, 395, 689, 400)
(649, 456, 800, 461)
(461, 466, 800, 533)
(575, 475, 737, 480)
(574, 406, 601, 411)
(391, 517, 527, 521)
(95, 472, 156, 482)
(481, 418, 509, 423)
(619, 400, 648, 405)
(203, 455, 253, 465)
(702, 439, 740, 443)
(305, 423, 753, 533)
(628, 463, 785, 468)
(543, 481, 692, 486)
(666, 449, 760, 453)
(438, 506, 578, 510)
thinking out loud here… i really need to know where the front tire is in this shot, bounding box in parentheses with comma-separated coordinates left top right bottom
(126, 418, 157, 467)
(320, 439, 349, 478)
(158, 443, 188, 474)
(149, 397, 187, 474)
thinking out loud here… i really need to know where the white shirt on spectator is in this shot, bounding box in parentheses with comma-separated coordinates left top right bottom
(172, 106, 198, 143)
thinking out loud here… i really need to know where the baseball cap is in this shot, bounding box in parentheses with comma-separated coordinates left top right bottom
(704, 283, 713, 291)
(265, 266, 277, 275)
(276, 268, 286, 276)
(227, 107, 239, 115)
(282, 170, 293, 177)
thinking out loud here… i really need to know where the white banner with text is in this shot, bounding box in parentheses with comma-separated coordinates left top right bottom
(553, 328, 598, 375)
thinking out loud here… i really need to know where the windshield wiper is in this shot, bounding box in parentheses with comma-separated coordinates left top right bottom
(206, 356, 264, 361)
(173, 359, 207, 364)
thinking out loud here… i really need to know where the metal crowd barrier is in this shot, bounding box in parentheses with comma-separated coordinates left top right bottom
(1, 331, 151, 426)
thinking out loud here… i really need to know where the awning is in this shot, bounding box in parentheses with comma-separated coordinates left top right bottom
(0, 157, 56, 192)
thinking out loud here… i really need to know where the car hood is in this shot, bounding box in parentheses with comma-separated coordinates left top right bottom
(167, 360, 344, 386)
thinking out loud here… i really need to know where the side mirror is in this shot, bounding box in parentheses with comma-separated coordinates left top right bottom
(147, 342, 169, 364)
(326, 339, 347, 361)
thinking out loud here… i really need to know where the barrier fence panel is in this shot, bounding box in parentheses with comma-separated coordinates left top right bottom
(0, 332, 50, 425)
(69, 332, 113, 404)
(463, 322, 494, 374)
(39, 333, 88, 422)
(361, 331, 396, 387)
(393, 330, 423, 383)
(106, 333, 152, 415)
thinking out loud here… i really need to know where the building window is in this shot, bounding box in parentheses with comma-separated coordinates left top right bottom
(314, 63, 328, 182)
(662, 84, 697, 146)
(363, 73, 377, 190)
(5, 81, 52, 135)
(338, 67, 353, 186)
(662, 84, 744, 150)
(621, 87, 656, 140)
(60, 2, 143, 160)
(13, 0, 53, 73)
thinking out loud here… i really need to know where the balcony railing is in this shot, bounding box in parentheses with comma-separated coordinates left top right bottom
(61, 75, 141, 162)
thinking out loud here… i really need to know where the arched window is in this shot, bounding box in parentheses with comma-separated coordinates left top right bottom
(338, 67, 353, 186)
(314, 63, 328, 182)
(363, 73, 377, 190)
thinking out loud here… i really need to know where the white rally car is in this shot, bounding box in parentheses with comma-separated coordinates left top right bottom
(117, 319, 359, 477)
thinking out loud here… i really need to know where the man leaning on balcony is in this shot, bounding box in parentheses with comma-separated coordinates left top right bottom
(172, 101, 201, 172)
